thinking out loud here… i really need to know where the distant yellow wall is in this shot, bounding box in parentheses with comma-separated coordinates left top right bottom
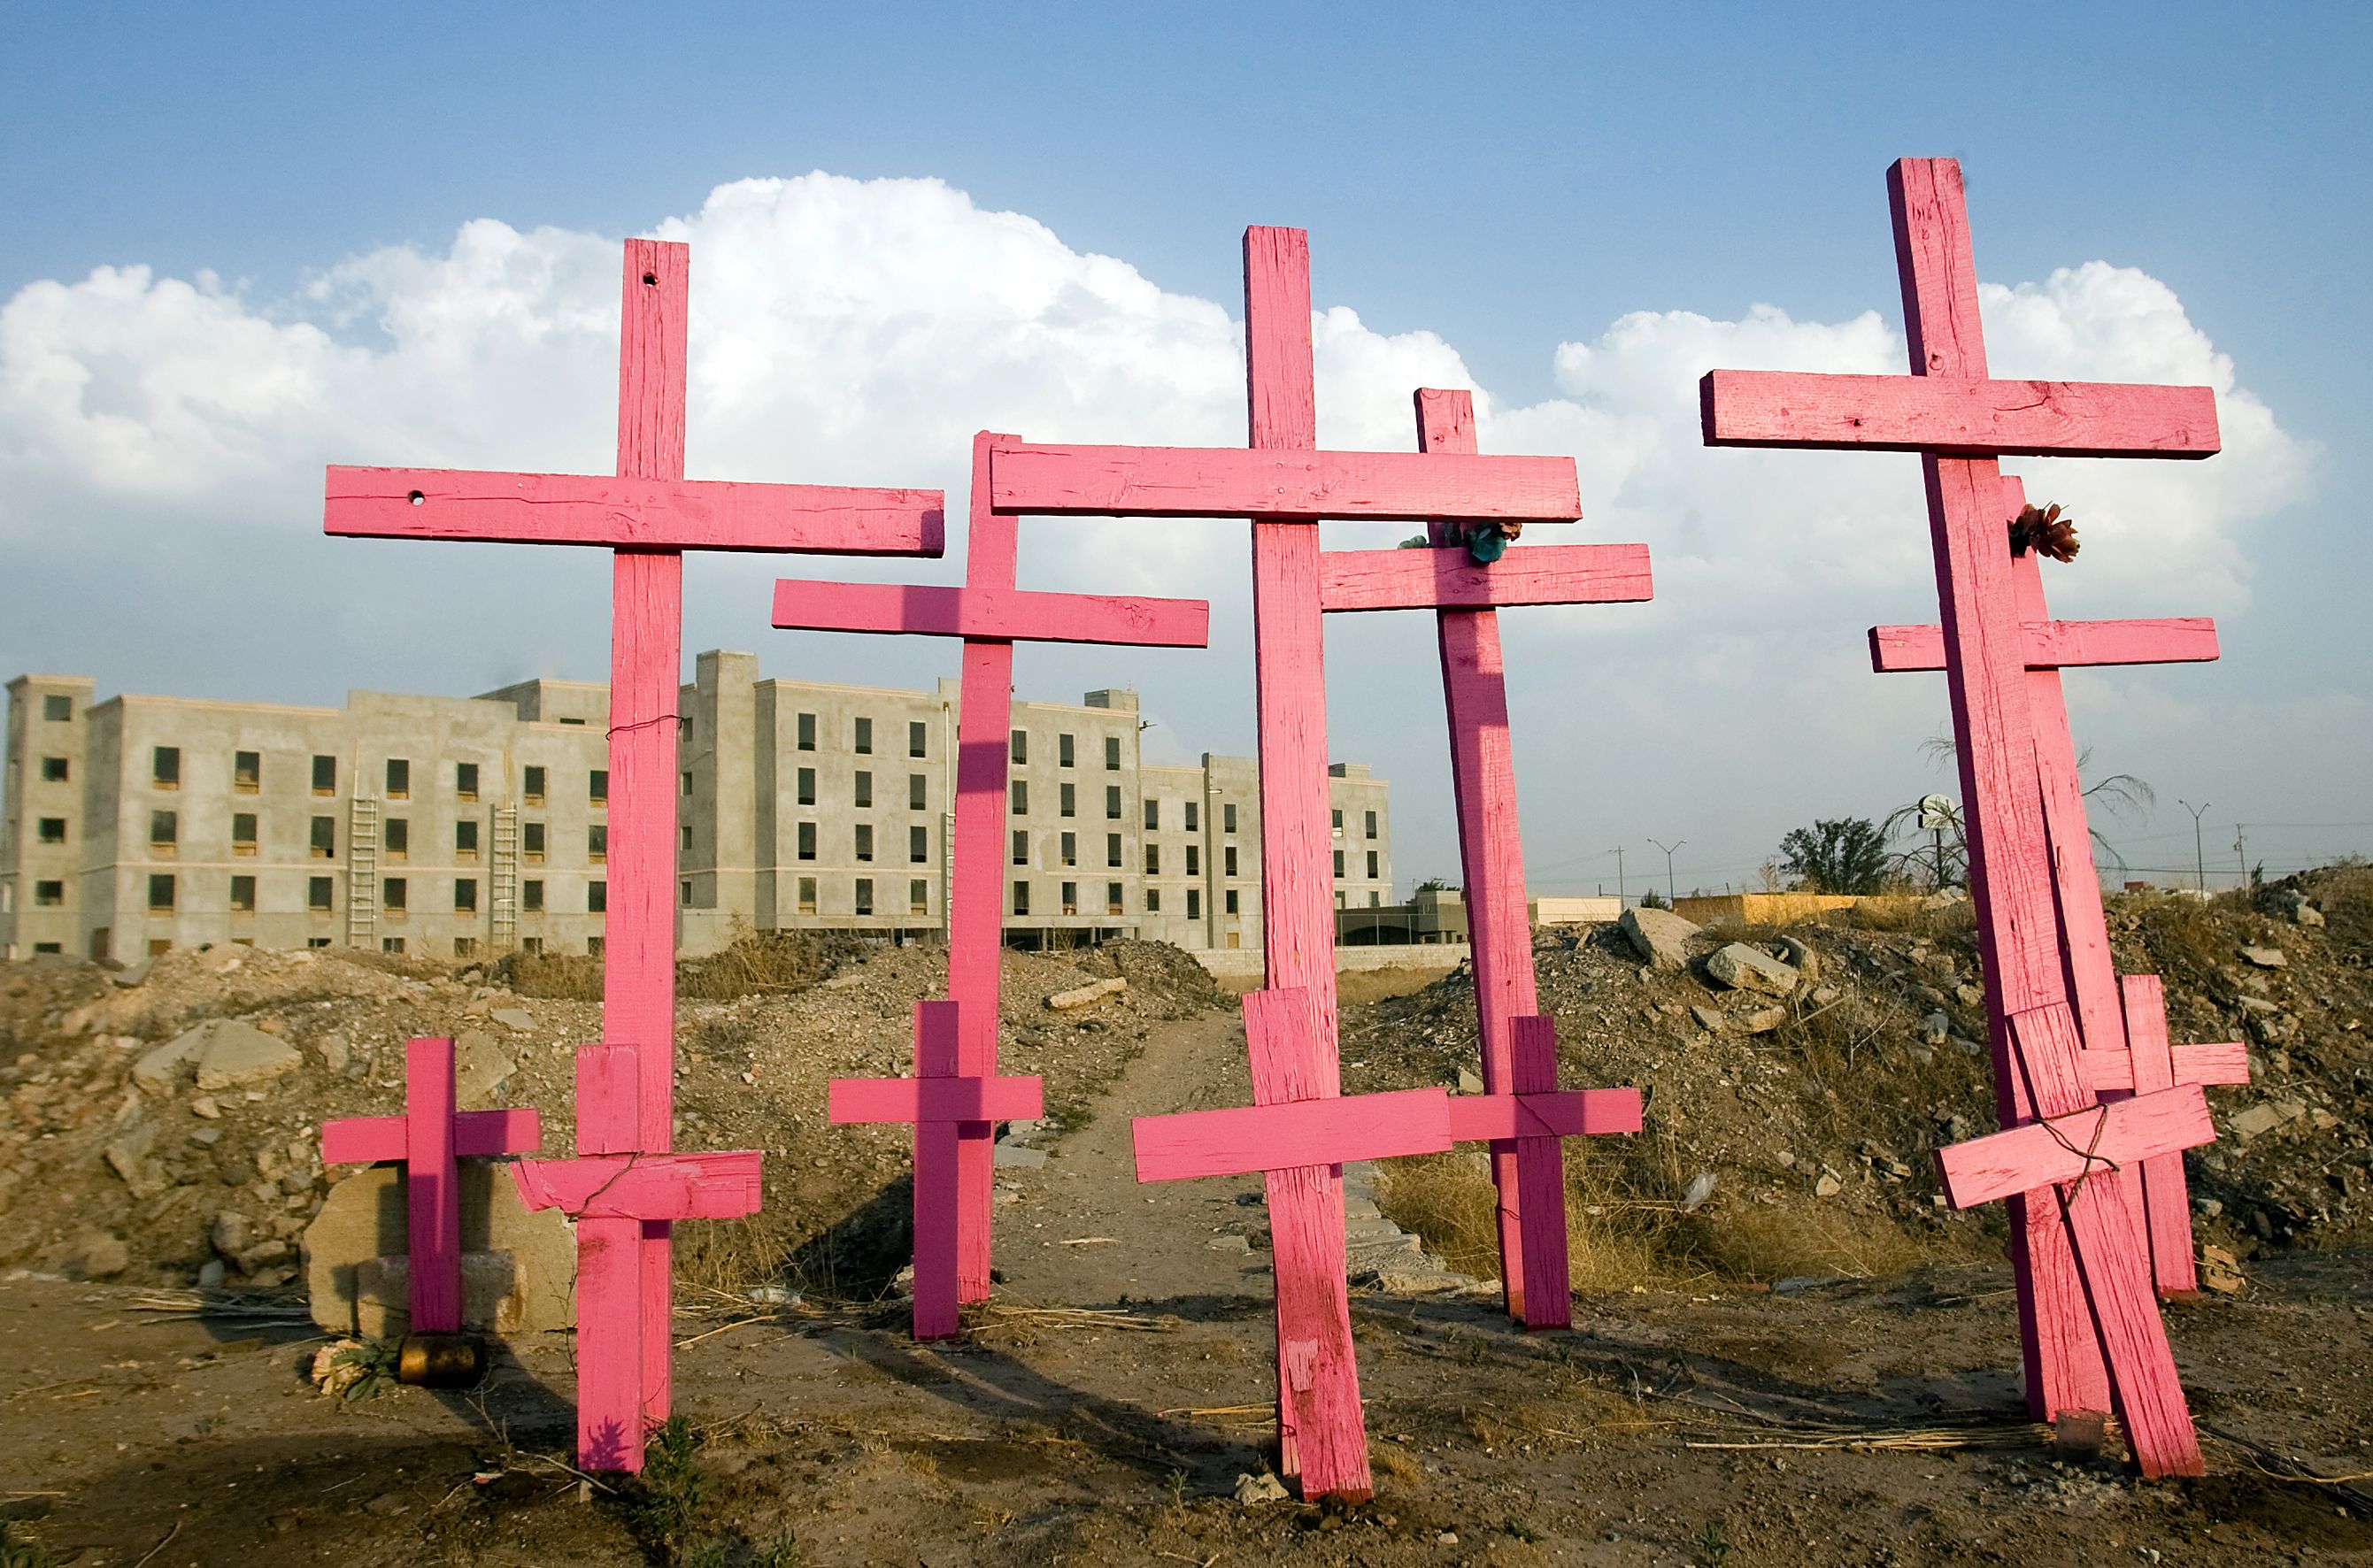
(1670, 892, 1915, 926)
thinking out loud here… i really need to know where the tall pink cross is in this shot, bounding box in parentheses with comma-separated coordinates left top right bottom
(324, 239, 943, 1467)
(512, 1046, 761, 1471)
(989, 227, 1583, 1499)
(1872, 474, 2245, 1302)
(1702, 158, 2221, 1477)
(320, 1036, 541, 1338)
(1314, 387, 1651, 1328)
(771, 432, 1209, 1337)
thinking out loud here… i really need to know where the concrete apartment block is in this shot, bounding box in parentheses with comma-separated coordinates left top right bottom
(2, 654, 1394, 961)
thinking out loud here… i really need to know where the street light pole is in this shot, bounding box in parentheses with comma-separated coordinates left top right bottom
(1647, 837, 1685, 907)
(1613, 845, 1626, 903)
(2179, 799, 2211, 892)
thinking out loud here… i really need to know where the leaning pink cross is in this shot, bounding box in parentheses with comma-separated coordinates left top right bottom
(512, 1045, 761, 1472)
(325, 239, 941, 1471)
(1315, 386, 1651, 1329)
(1874, 473, 2246, 1300)
(320, 1036, 542, 1334)
(990, 226, 1582, 1499)
(1702, 158, 2220, 1477)
(772, 432, 1208, 1338)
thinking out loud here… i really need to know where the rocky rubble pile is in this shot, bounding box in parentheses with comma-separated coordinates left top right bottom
(0, 936, 1223, 1295)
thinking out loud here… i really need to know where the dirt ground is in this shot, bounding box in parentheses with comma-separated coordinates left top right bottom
(5, 1006, 2371, 1568)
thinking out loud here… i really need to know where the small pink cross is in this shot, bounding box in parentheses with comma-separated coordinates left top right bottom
(510, 1045, 761, 1472)
(1875, 473, 2246, 1299)
(320, 1036, 542, 1335)
(772, 432, 1208, 1338)
(1701, 158, 2221, 1476)
(990, 226, 1582, 1500)
(1314, 387, 1650, 1328)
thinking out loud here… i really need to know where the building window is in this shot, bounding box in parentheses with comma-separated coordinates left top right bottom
(152, 746, 181, 788)
(308, 876, 334, 911)
(1225, 889, 1239, 915)
(589, 769, 608, 803)
(1106, 833, 1122, 867)
(1186, 888, 1200, 920)
(456, 820, 480, 861)
(42, 694, 70, 721)
(1059, 832, 1075, 866)
(1183, 801, 1199, 832)
(311, 817, 335, 858)
(797, 712, 816, 751)
(855, 824, 874, 863)
(1105, 735, 1121, 771)
(37, 818, 65, 845)
(519, 936, 542, 954)
(681, 772, 692, 796)
(382, 937, 405, 955)
(797, 822, 816, 861)
(1332, 807, 1345, 832)
(150, 810, 178, 851)
(230, 750, 258, 792)
(853, 717, 873, 755)
(1144, 799, 1160, 831)
(456, 762, 479, 801)
(1105, 785, 1121, 819)
(1009, 729, 1027, 765)
(909, 720, 928, 757)
(385, 818, 410, 860)
(588, 825, 606, 863)
(1370, 891, 1382, 907)
(680, 824, 691, 852)
(35, 880, 65, 907)
(40, 756, 69, 782)
(455, 878, 478, 912)
(587, 936, 603, 955)
(382, 877, 406, 912)
(854, 770, 873, 809)
(681, 880, 693, 907)
(524, 765, 546, 804)
(386, 758, 410, 798)
(1010, 780, 1028, 815)
(524, 820, 545, 862)
(523, 880, 544, 912)
(1144, 844, 1160, 875)
(1059, 783, 1075, 818)
(909, 773, 927, 811)
(1184, 844, 1200, 876)
(1367, 850, 1380, 878)
(1364, 810, 1378, 839)
(910, 826, 928, 864)
(1012, 880, 1030, 916)
(1106, 882, 1124, 915)
(1060, 880, 1077, 915)
(227, 874, 256, 913)
(1012, 829, 1029, 866)
(910, 879, 929, 914)
(1059, 733, 1075, 768)
(454, 937, 478, 958)
(1145, 888, 1160, 912)
(1221, 846, 1236, 877)
(854, 877, 874, 915)
(1334, 849, 1346, 878)
(588, 881, 606, 913)
(797, 876, 817, 914)
(232, 813, 257, 856)
(797, 766, 816, 806)
(1224, 803, 1237, 834)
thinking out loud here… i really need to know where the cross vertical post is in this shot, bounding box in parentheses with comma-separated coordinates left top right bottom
(1702, 158, 2221, 1476)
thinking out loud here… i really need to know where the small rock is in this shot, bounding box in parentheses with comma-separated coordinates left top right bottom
(1234, 1472, 1290, 1506)
(1437, 1532, 1460, 1546)
(1922, 1011, 1952, 1046)
(452, 1030, 516, 1109)
(993, 1142, 1046, 1169)
(196, 1258, 227, 1289)
(1768, 934, 1820, 979)
(1206, 1234, 1253, 1254)
(1814, 1172, 1843, 1199)
(70, 1231, 130, 1279)
(1455, 1067, 1484, 1095)
(312, 1034, 351, 1073)
(489, 1007, 537, 1032)
(1045, 978, 1128, 1011)
(112, 956, 156, 988)
(1738, 1005, 1788, 1035)
(1955, 983, 1984, 1007)
(2229, 1100, 2305, 1141)
(189, 1095, 221, 1120)
(1809, 985, 1841, 1006)
(133, 1025, 212, 1092)
(1620, 906, 1699, 970)
(2199, 1245, 2246, 1294)
(2238, 945, 2288, 970)
(213, 1211, 256, 1258)
(1680, 1172, 1717, 1212)
(1705, 942, 1799, 995)
(1690, 1005, 1727, 1034)
(195, 1021, 302, 1091)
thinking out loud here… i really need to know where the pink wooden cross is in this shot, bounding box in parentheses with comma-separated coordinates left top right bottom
(989, 227, 1581, 1498)
(1873, 473, 2246, 1298)
(320, 1036, 541, 1335)
(772, 432, 1208, 1338)
(1702, 158, 2221, 1477)
(324, 240, 941, 1459)
(510, 1045, 761, 1472)
(1314, 387, 1650, 1329)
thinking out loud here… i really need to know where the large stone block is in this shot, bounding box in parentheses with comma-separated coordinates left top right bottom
(195, 1020, 304, 1091)
(356, 1251, 530, 1337)
(1620, 906, 1700, 970)
(304, 1160, 574, 1336)
(1705, 942, 1800, 995)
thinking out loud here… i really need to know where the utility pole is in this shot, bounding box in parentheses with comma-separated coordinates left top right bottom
(1647, 837, 1685, 907)
(2180, 799, 2210, 892)
(1613, 846, 1626, 903)
(2234, 824, 2250, 888)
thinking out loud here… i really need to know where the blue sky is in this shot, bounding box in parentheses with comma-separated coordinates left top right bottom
(4, 2, 2367, 892)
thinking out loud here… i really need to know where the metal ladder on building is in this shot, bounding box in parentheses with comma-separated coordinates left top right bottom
(489, 805, 520, 953)
(346, 794, 380, 949)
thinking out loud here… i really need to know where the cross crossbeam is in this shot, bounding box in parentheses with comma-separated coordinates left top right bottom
(326, 239, 942, 1471)
(988, 442, 1579, 522)
(772, 433, 1209, 1339)
(510, 1045, 761, 1472)
(1312, 388, 1648, 1328)
(1701, 158, 2222, 1476)
(320, 1036, 541, 1336)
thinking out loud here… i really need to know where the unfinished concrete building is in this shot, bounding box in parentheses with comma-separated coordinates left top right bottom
(2, 656, 1392, 961)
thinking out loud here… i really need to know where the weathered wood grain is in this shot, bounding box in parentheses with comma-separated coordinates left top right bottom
(771, 580, 1208, 646)
(1869, 617, 2219, 672)
(319, 1109, 542, 1165)
(828, 1072, 1047, 1125)
(511, 1149, 765, 1223)
(986, 442, 1581, 523)
(2120, 975, 2206, 1296)
(1318, 541, 1652, 613)
(1938, 1082, 2214, 1208)
(1700, 370, 2220, 458)
(2077, 1041, 2250, 1094)
(1133, 1087, 1453, 1182)
(1445, 1083, 1645, 1142)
